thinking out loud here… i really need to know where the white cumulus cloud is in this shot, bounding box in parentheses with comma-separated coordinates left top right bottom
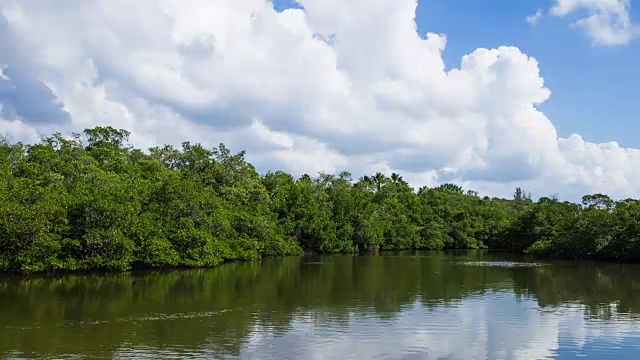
(0, 0, 638, 199)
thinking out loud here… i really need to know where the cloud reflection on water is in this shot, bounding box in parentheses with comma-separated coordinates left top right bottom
(236, 292, 640, 360)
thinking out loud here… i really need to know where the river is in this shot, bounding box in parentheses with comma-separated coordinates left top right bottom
(1, 251, 640, 359)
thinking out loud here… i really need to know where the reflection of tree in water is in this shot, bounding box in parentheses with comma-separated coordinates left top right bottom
(1, 251, 639, 358)
(510, 261, 640, 319)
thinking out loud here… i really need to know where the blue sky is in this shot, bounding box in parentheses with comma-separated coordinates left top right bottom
(273, 0, 640, 147)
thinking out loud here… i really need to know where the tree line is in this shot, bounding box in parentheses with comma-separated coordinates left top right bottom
(1, 127, 639, 273)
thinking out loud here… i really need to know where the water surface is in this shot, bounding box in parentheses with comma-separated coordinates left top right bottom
(1, 251, 640, 359)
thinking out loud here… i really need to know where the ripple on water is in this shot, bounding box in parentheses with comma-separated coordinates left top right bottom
(457, 261, 547, 268)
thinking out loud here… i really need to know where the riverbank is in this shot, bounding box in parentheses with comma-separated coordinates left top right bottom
(2, 127, 639, 275)
(2, 248, 639, 278)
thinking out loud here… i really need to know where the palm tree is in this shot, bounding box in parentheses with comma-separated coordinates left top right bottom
(372, 172, 386, 192)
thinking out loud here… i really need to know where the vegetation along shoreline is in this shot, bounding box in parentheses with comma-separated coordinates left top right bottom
(1, 126, 639, 275)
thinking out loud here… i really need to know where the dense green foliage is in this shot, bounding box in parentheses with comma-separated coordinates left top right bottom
(2, 127, 640, 273)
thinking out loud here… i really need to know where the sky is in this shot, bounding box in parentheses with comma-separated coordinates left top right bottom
(0, 0, 639, 200)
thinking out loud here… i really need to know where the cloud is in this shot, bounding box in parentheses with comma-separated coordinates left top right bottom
(545, 0, 640, 46)
(0, 64, 71, 125)
(0, 0, 638, 199)
(0, 13, 70, 127)
(527, 10, 544, 26)
(0, 65, 8, 80)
